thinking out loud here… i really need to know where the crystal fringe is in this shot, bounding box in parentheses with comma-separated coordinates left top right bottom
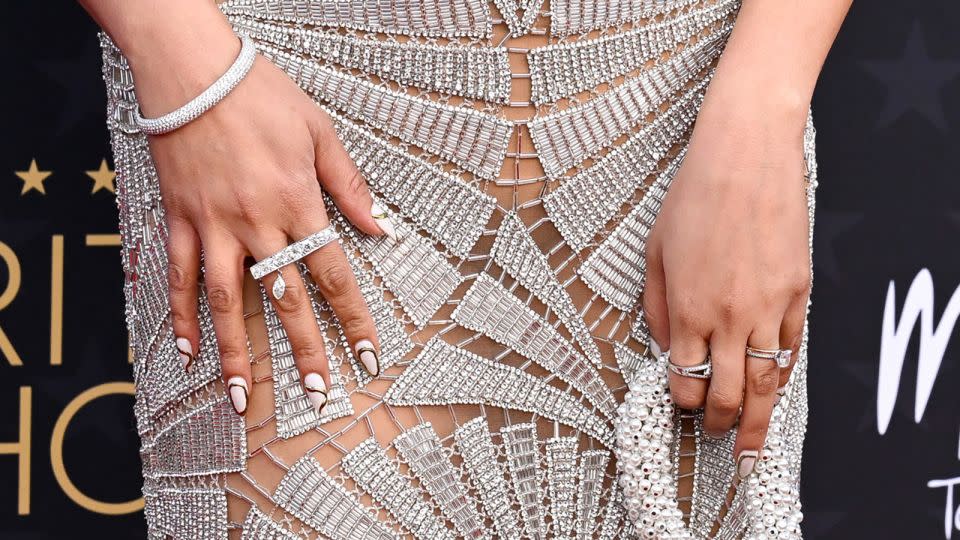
(494, 0, 547, 36)
(143, 481, 229, 540)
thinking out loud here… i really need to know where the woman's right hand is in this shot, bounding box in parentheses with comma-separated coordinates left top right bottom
(126, 13, 390, 417)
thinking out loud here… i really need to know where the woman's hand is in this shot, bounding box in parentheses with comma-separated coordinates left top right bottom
(642, 80, 812, 479)
(125, 11, 389, 417)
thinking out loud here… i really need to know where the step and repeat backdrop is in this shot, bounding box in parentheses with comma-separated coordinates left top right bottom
(1, 1, 958, 538)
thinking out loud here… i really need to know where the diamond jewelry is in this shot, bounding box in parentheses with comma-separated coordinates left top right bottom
(745, 346, 793, 368)
(664, 349, 713, 379)
(133, 34, 256, 135)
(249, 224, 339, 299)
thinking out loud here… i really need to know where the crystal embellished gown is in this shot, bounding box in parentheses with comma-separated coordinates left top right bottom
(98, 0, 817, 538)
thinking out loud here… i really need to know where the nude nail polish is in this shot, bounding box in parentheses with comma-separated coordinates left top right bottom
(648, 337, 662, 359)
(355, 339, 380, 377)
(303, 372, 328, 414)
(176, 337, 194, 372)
(736, 450, 759, 480)
(370, 202, 398, 241)
(227, 376, 248, 416)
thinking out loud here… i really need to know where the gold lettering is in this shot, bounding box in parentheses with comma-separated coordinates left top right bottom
(0, 242, 23, 366)
(50, 382, 142, 515)
(50, 236, 63, 366)
(0, 387, 32, 515)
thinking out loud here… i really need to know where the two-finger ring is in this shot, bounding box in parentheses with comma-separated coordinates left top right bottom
(745, 346, 792, 369)
(250, 224, 339, 299)
(664, 350, 712, 379)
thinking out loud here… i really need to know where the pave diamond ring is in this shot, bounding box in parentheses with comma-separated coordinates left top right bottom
(663, 350, 713, 379)
(745, 346, 793, 368)
(250, 225, 339, 299)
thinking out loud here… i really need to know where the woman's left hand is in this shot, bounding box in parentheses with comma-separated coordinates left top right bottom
(642, 82, 812, 480)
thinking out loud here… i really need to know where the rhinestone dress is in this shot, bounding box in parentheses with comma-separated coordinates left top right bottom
(97, 0, 817, 538)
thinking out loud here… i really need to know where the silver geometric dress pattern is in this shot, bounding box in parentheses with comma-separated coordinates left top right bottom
(97, 0, 817, 537)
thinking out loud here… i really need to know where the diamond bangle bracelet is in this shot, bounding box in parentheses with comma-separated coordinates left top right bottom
(133, 34, 257, 135)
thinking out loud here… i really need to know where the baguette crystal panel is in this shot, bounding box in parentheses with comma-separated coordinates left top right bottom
(232, 18, 512, 102)
(330, 108, 497, 258)
(143, 483, 228, 540)
(530, 0, 738, 102)
(262, 45, 513, 179)
(394, 424, 489, 540)
(342, 438, 454, 540)
(384, 337, 614, 446)
(453, 418, 524, 540)
(240, 507, 301, 540)
(274, 457, 398, 539)
(577, 151, 683, 310)
(529, 31, 725, 177)
(494, 0, 547, 36)
(490, 212, 601, 365)
(452, 274, 617, 417)
(502, 423, 547, 539)
(549, 0, 702, 36)
(574, 450, 610, 539)
(543, 77, 709, 252)
(220, 0, 493, 38)
(546, 437, 579, 538)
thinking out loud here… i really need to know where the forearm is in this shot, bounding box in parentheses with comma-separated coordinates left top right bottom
(78, 0, 240, 115)
(705, 0, 853, 131)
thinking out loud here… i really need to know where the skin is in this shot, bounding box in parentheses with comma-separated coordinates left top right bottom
(79, 0, 852, 476)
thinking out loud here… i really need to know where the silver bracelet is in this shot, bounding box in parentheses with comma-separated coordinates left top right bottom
(133, 34, 257, 135)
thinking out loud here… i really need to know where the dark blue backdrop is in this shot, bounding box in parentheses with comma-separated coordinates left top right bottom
(1, 1, 958, 537)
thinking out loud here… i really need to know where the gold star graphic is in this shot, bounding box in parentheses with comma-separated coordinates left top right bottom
(85, 159, 116, 194)
(15, 159, 52, 195)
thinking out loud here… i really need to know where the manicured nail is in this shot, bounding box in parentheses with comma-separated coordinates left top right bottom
(176, 337, 194, 372)
(303, 372, 328, 414)
(370, 202, 398, 241)
(648, 337, 662, 359)
(355, 339, 380, 377)
(736, 450, 759, 480)
(227, 376, 248, 416)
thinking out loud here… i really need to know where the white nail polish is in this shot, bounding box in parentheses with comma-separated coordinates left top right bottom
(370, 202, 398, 241)
(303, 373, 328, 414)
(227, 376, 248, 416)
(176, 337, 194, 372)
(355, 339, 380, 377)
(736, 450, 759, 480)
(648, 337, 662, 359)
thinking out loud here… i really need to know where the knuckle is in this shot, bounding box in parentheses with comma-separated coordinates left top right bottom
(343, 168, 368, 195)
(312, 261, 354, 296)
(749, 368, 779, 396)
(290, 339, 325, 363)
(234, 188, 264, 224)
(216, 342, 246, 365)
(168, 261, 193, 294)
(791, 268, 812, 296)
(273, 275, 307, 314)
(206, 284, 237, 314)
(670, 384, 705, 409)
(707, 387, 741, 415)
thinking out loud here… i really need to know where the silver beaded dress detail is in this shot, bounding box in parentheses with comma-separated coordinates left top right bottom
(97, 0, 817, 538)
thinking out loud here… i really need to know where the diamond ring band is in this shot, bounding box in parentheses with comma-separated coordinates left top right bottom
(745, 346, 793, 368)
(250, 225, 339, 299)
(663, 350, 713, 379)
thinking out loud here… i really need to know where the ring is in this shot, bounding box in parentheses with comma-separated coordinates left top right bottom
(250, 224, 339, 299)
(745, 346, 792, 369)
(663, 350, 712, 379)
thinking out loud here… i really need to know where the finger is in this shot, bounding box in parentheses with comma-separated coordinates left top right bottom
(734, 325, 782, 480)
(308, 108, 391, 239)
(201, 235, 251, 416)
(666, 322, 711, 410)
(167, 216, 201, 372)
(292, 213, 381, 379)
(702, 332, 746, 438)
(777, 291, 809, 389)
(252, 233, 331, 415)
(641, 239, 669, 359)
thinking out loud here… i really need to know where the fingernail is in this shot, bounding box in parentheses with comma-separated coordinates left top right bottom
(648, 337, 662, 359)
(736, 450, 759, 480)
(176, 337, 194, 372)
(227, 376, 248, 416)
(370, 202, 398, 241)
(355, 339, 380, 377)
(303, 372, 328, 414)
